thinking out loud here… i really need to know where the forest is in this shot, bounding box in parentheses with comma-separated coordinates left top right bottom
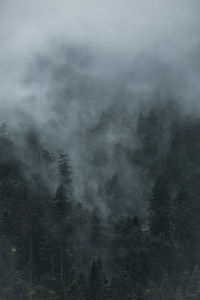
(1, 0, 200, 298)
(0, 103, 200, 300)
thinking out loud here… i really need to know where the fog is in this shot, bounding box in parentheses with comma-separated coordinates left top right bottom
(0, 0, 200, 216)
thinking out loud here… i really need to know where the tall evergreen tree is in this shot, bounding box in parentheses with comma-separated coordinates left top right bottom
(188, 266, 200, 300)
(51, 153, 72, 300)
(149, 175, 171, 238)
(88, 258, 107, 300)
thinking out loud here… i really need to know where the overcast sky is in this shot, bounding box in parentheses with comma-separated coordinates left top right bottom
(0, 0, 200, 111)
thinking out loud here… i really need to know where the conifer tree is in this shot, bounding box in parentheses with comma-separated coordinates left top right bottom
(149, 175, 171, 238)
(88, 258, 107, 300)
(188, 266, 200, 300)
(51, 153, 72, 300)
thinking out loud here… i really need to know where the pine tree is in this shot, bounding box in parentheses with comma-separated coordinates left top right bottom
(149, 175, 171, 238)
(172, 190, 191, 270)
(58, 153, 72, 187)
(188, 266, 200, 300)
(89, 208, 104, 254)
(51, 153, 72, 300)
(88, 258, 107, 300)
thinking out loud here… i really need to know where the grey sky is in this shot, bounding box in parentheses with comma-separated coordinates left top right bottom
(0, 0, 199, 112)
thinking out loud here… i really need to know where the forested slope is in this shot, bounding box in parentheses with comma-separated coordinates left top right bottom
(0, 104, 200, 299)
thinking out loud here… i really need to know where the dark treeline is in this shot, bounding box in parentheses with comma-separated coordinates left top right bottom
(1, 105, 200, 300)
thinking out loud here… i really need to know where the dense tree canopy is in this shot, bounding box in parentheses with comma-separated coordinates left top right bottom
(0, 106, 200, 299)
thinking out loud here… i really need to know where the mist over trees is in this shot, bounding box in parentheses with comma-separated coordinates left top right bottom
(0, 101, 200, 299)
(1, 0, 200, 299)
